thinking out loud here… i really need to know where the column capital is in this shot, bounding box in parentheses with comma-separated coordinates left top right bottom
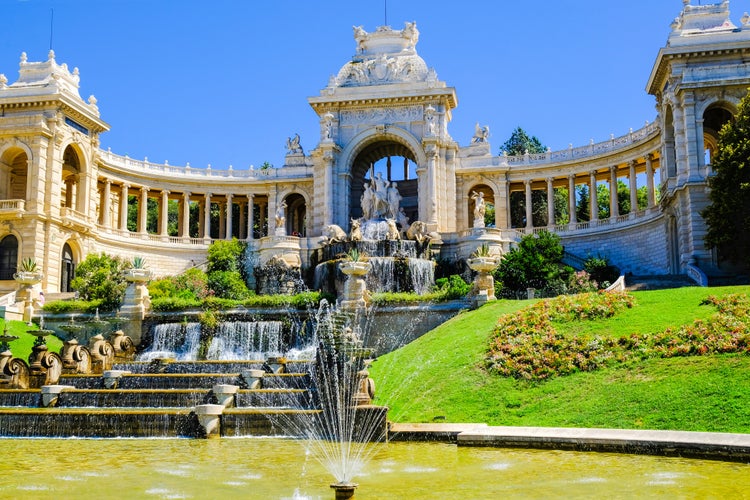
(160, 189, 171, 196)
(140, 186, 149, 193)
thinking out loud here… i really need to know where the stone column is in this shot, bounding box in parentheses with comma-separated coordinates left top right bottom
(119, 183, 130, 231)
(203, 193, 212, 240)
(609, 166, 619, 219)
(568, 174, 577, 225)
(546, 177, 554, 227)
(238, 201, 246, 240)
(64, 177, 75, 209)
(524, 179, 533, 229)
(323, 151, 334, 227)
(159, 190, 170, 236)
(137, 186, 149, 234)
(247, 194, 255, 240)
(258, 201, 267, 237)
(427, 146, 439, 227)
(589, 171, 598, 221)
(181, 192, 191, 238)
(100, 179, 111, 227)
(646, 154, 656, 208)
(218, 200, 226, 239)
(226, 194, 234, 239)
(628, 160, 638, 216)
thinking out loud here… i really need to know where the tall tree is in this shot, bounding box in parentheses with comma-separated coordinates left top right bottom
(503, 127, 548, 227)
(500, 127, 546, 156)
(702, 93, 750, 266)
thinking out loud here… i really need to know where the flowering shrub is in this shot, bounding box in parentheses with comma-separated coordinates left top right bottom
(486, 292, 749, 381)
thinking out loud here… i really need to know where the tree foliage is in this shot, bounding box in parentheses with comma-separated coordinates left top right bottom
(500, 127, 546, 156)
(702, 94, 750, 266)
(70, 253, 128, 311)
(494, 230, 568, 296)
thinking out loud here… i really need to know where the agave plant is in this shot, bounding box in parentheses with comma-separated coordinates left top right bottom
(18, 257, 38, 273)
(471, 243, 492, 258)
(130, 256, 147, 269)
(346, 248, 367, 262)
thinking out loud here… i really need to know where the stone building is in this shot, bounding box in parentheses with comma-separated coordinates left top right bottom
(0, 1, 747, 296)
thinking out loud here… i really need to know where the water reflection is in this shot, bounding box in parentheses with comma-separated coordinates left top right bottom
(1, 438, 748, 499)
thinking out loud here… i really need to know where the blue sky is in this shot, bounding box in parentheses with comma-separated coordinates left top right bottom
(1, 1, 703, 169)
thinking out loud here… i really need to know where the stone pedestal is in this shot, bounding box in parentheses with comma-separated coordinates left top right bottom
(120, 269, 152, 321)
(467, 257, 498, 304)
(194, 404, 225, 438)
(338, 261, 371, 312)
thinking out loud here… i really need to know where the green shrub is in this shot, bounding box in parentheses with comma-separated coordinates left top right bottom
(176, 268, 209, 299)
(42, 299, 103, 314)
(584, 255, 619, 288)
(150, 297, 201, 312)
(434, 274, 470, 300)
(494, 231, 568, 298)
(70, 253, 127, 311)
(207, 239, 246, 274)
(201, 296, 240, 310)
(207, 270, 251, 300)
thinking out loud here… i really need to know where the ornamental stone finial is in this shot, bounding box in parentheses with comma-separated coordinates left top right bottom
(0, 74, 7, 88)
(88, 95, 98, 106)
(48, 49, 55, 61)
(20, 52, 27, 64)
(742, 12, 750, 26)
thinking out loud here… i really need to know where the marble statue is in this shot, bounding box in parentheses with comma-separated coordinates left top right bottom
(471, 191, 486, 228)
(321, 224, 347, 243)
(275, 201, 287, 235)
(387, 182, 402, 219)
(285, 133, 303, 155)
(472, 122, 490, 143)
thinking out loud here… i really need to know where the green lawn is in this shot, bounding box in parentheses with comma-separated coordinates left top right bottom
(369, 286, 750, 433)
(0, 319, 64, 362)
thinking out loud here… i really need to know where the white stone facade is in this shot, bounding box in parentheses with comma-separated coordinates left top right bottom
(0, 2, 748, 293)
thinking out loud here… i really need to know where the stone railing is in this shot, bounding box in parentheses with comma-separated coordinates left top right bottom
(459, 121, 659, 169)
(96, 226, 209, 246)
(686, 261, 709, 287)
(514, 206, 662, 236)
(0, 199, 25, 211)
(0, 290, 17, 307)
(0, 199, 25, 219)
(98, 149, 312, 180)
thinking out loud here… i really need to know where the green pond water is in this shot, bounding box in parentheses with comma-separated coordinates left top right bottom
(1, 438, 748, 499)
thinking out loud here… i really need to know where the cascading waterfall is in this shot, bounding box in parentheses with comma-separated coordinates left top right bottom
(138, 322, 202, 361)
(206, 321, 285, 360)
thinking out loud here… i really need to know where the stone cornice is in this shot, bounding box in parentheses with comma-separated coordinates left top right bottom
(647, 41, 750, 96)
(308, 88, 457, 114)
(0, 93, 109, 133)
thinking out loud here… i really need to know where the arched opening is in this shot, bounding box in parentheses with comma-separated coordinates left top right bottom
(61, 146, 83, 212)
(349, 140, 419, 226)
(0, 148, 29, 202)
(60, 243, 76, 293)
(283, 193, 307, 237)
(0, 235, 19, 280)
(703, 104, 734, 167)
(468, 184, 494, 228)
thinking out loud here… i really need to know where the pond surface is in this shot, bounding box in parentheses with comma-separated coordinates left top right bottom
(2, 438, 748, 499)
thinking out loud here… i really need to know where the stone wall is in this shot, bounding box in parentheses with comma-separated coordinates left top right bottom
(560, 215, 670, 276)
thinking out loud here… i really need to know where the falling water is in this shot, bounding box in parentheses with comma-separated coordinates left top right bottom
(138, 323, 202, 361)
(206, 321, 285, 360)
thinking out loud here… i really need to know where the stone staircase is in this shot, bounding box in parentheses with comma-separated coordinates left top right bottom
(625, 275, 698, 291)
(0, 357, 321, 438)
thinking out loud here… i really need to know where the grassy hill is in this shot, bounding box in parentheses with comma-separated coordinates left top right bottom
(368, 286, 750, 433)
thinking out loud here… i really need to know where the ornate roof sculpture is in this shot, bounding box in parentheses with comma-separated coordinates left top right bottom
(668, 0, 750, 47)
(328, 22, 438, 88)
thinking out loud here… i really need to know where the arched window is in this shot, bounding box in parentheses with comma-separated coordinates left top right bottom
(0, 235, 19, 280)
(60, 243, 76, 292)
